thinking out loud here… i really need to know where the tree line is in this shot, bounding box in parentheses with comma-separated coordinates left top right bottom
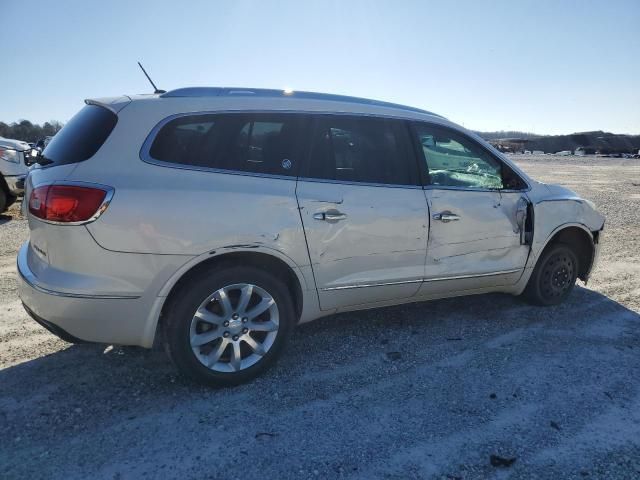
(0, 120, 64, 144)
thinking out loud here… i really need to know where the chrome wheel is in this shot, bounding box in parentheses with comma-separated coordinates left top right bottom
(189, 283, 279, 373)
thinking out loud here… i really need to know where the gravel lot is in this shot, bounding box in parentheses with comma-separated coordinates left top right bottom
(1, 156, 639, 479)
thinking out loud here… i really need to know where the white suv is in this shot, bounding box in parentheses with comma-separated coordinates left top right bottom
(17, 88, 605, 386)
(0, 137, 32, 213)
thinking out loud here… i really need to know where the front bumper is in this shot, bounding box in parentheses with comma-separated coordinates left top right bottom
(17, 242, 157, 347)
(4, 174, 25, 195)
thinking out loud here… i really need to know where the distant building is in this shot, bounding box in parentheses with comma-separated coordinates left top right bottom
(532, 150, 545, 155)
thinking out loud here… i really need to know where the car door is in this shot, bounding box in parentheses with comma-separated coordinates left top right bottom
(411, 123, 531, 295)
(296, 115, 429, 310)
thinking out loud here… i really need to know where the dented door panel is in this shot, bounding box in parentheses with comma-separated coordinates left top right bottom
(418, 188, 530, 294)
(297, 180, 428, 310)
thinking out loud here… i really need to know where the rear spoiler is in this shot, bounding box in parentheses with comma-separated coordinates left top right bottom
(84, 96, 132, 115)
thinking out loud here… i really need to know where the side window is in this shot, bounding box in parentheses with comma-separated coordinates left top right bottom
(307, 116, 417, 186)
(147, 113, 310, 176)
(414, 124, 506, 190)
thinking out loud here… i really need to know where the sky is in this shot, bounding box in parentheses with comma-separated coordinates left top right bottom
(1, 0, 639, 135)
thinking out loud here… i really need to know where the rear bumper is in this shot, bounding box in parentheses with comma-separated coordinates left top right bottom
(17, 242, 162, 347)
(22, 303, 89, 344)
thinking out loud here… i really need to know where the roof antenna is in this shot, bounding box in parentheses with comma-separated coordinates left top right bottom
(137, 62, 166, 94)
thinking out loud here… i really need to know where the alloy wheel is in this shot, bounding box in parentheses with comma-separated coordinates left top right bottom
(189, 283, 279, 372)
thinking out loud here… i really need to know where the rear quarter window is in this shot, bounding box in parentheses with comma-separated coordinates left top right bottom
(42, 104, 117, 165)
(145, 113, 311, 177)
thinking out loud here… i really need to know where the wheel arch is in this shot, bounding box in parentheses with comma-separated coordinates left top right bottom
(150, 248, 306, 347)
(536, 223, 595, 281)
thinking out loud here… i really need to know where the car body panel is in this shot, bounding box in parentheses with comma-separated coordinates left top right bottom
(296, 179, 428, 310)
(17, 89, 606, 348)
(418, 188, 530, 294)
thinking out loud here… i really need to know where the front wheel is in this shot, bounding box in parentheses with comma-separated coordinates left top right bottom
(163, 265, 295, 387)
(0, 188, 7, 214)
(524, 244, 579, 306)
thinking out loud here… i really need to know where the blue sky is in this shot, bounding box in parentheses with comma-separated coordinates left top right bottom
(1, 0, 638, 134)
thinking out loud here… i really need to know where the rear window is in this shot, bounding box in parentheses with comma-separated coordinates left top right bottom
(146, 113, 311, 177)
(42, 104, 117, 165)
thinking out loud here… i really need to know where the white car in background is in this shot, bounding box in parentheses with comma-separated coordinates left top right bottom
(0, 137, 33, 213)
(17, 87, 605, 386)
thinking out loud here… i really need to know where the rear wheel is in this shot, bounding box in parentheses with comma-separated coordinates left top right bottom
(524, 244, 578, 305)
(163, 265, 295, 387)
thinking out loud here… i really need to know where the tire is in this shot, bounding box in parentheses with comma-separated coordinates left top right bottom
(0, 188, 7, 214)
(163, 264, 295, 387)
(524, 243, 579, 306)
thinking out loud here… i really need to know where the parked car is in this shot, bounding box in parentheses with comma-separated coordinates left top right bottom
(18, 88, 605, 386)
(0, 136, 33, 213)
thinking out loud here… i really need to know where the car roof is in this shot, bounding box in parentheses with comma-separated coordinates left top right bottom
(158, 87, 445, 119)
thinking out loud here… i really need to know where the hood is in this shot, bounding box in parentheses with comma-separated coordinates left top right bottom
(543, 183, 583, 201)
(0, 137, 31, 151)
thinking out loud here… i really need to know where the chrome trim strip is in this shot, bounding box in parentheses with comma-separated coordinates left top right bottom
(320, 269, 522, 291)
(423, 185, 530, 194)
(298, 176, 421, 189)
(140, 157, 299, 182)
(422, 269, 522, 283)
(17, 246, 140, 300)
(535, 197, 584, 204)
(321, 279, 423, 291)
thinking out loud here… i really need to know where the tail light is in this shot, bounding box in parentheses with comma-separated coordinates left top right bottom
(29, 184, 113, 224)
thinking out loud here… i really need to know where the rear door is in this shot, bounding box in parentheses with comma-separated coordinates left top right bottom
(411, 123, 531, 294)
(296, 115, 429, 310)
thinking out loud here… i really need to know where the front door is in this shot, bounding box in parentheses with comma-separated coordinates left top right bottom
(411, 122, 531, 295)
(297, 115, 429, 310)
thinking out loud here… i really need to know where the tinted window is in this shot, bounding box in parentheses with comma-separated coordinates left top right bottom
(414, 124, 505, 189)
(148, 113, 310, 176)
(43, 105, 117, 165)
(307, 116, 417, 185)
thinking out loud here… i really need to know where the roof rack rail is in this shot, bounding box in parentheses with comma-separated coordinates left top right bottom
(160, 87, 443, 118)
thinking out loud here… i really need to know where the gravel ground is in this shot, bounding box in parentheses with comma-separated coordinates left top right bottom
(1, 156, 639, 479)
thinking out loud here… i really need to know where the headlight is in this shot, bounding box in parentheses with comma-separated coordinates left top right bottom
(0, 147, 19, 163)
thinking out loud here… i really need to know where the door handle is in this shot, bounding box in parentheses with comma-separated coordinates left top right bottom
(433, 212, 460, 223)
(313, 211, 347, 222)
